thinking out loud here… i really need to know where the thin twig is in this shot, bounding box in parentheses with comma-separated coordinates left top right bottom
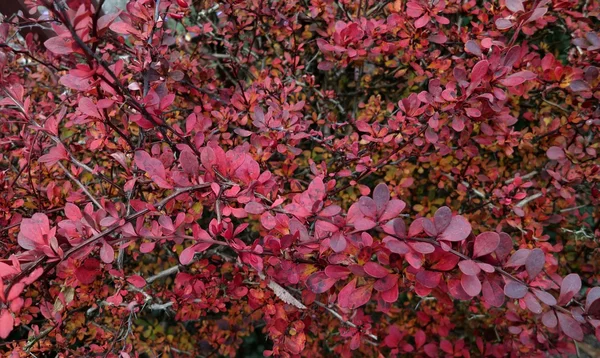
(57, 161, 102, 209)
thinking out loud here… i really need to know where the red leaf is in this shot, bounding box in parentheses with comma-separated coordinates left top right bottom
(110, 21, 138, 35)
(506, 0, 524, 12)
(542, 311, 558, 328)
(379, 200, 406, 222)
(338, 278, 357, 308)
(325, 265, 350, 279)
(381, 283, 399, 303)
(44, 36, 77, 55)
(127, 275, 146, 288)
(358, 197, 377, 218)
(75, 258, 101, 285)
(245, 201, 265, 215)
(18, 213, 50, 250)
(434, 206, 452, 233)
(438, 215, 471, 242)
(179, 245, 197, 265)
(499, 71, 536, 87)
(134, 151, 170, 189)
(320, 205, 342, 217)
(329, 232, 347, 253)
(158, 215, 175, 232)
(506, 248, 531, 267)
(533, 289, 557, 306)
(409, 241, 435, 254)
(547, 146, 565, 160)
(374, 274, 398, 292)
(557, 312, 584, 341)
(383, 237, 410, 254)
(363, 262, 388, 278)
(414, 14, 430, 28)
(348, 284, 373, 308)
(180, 149, 199, 174)
(504, 281, 528, 299)
(372, 183, 390, 213)
(64, 203, 82, 220)
(100, 241, 115, 264)
(585, 287, 600, 317)
(471, 60, 489, 83)
(558, 273, 581, 305)
(482, 278, 505, 307)
(0, 262, 18, 278)
(416, 270, 442, 288)
(39, 144, 69, 166)
(461, 274, 482, 296)
(306, 272, 337, 294)
(78, 97, 102, 119)
(459, 260, 481, 276)
(59, 74, 91, 91)
(526, 7, 548, 23)
(354, 218, 377, 231)
(495, 18, 514, 29)
(429, 249, 460, 271)
(465, 108, 481, 118)
(523, 293, 542, 314)
(525, 248, 545, 279)
(465, 40, 482, 56)
(473, 232, 500, 258)
(495, 232, 514, 261)
(422, 218, 437, 237)
(0, 309, 14, 339)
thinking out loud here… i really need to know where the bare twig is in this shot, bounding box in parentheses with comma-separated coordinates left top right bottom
(515, 192, 543, 208)
(313, 301, 378, 342)
(57, 161, 102, 209)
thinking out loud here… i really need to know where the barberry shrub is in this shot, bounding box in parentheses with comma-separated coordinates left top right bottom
(0, 0, 599, 356)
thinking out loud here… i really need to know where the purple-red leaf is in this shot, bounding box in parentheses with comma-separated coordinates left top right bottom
(585, 287, 600, 317)
(557, 312, 584, 341)
(547, 146, 566, 160)
(504, 281, 528, 299)
(306, 272, 337, 294)
(558, 273, 581, 305)
(461, 274, 482, 296)
(363, 262, 389, 278)
(438, 216, 471, 242)
(525, 248, 545, 279)
(458, 260, 481, 276)
(434, 206, 452, 232)
(473, 232, 500, 258)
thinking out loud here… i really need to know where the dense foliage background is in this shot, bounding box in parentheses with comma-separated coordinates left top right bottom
(0, 0, 599, 356)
